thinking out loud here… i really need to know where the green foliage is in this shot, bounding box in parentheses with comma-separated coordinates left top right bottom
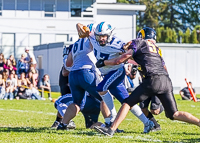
(182, 28, 191, 43)
(0, 94, 200, 142)
(190, 29, 199, 44)
(117, 0, 200, 43)
(156, 27, 177, 43)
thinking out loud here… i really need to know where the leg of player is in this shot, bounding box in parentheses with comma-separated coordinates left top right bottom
(173, 111, 200, 126)
(51, 112, 63, 129)
(99, 91, 117, 125)
(57, 103, 80, 130)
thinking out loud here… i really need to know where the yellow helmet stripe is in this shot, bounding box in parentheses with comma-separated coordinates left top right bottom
(140, 29, 145, 39)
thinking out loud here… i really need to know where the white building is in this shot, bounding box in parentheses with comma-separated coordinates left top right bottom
(0, 0, 146, 59)
(0, 0, 146, 91)
(34, 43, 200, 93)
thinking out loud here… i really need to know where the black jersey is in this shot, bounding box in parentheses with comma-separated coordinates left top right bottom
(128, 38, 168, 77)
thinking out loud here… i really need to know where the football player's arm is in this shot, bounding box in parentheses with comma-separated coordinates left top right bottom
(66, 52, 73, 67)
(62, 66, 70, 77)
(76, 23, 90, 38)
(104, 49, 133, 65)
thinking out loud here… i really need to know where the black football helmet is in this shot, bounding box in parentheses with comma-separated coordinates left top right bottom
(137, 27, 156, 40)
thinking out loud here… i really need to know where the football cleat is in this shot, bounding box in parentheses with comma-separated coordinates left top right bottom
(67, 120, 76, 129)
(94, 126, 115, 137)
(151, 125, 161, 132)
(143, 120, 154, 133)
(51, 121, 60, 129)
(105, 122, 124, 133)
(57, 123, 67, 130)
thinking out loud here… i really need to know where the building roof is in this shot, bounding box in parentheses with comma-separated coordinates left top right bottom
(96, 3, 146, 11)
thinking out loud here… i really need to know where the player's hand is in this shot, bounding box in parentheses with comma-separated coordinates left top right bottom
(76, 23, 90, 38)
(96, 59, 105, 68)
(123, 41, 132, 50)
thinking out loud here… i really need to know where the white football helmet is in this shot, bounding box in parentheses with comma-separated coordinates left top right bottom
(87, 23, 97, 32)
(94, 22, 115, 46)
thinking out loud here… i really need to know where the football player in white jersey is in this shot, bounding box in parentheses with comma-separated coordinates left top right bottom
(57, 35, 111, 130)
(77, 22, 154, 133)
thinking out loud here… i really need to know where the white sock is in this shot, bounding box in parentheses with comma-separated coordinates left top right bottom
(130, 104, 148, 125)
(101, 92, 117, 123)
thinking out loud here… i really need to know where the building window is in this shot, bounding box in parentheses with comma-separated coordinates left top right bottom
(70, 0, 94, 18)
(3, 0, 15, 10)
(2, 33, 15, 58)
(44, 3, 56, 17)
(56, 34, 69, 42)
(29, 34, 41, 47)
(0, 2, 2, 16)
(17, 0, 28, 10)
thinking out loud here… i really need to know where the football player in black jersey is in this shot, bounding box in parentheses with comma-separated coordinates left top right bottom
(94, 27, 200, 136)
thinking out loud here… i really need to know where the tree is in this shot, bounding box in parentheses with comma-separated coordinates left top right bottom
(190, 29, 199, 43)
(182, 28, 191, 43)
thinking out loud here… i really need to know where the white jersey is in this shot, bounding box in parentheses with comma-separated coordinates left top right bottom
(70, 38, 97, 71)
(89, 34, 125, 75)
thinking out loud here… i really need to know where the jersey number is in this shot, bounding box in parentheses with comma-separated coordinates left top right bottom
(73, 39, 84, 53)
(147, 41, 162, 57)
(94, 49, 109, 60)
(147, 41, 157, 54)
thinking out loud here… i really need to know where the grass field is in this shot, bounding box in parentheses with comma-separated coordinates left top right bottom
(0, 93, 200, 143)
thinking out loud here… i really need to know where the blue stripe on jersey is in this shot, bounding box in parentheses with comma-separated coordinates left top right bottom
(80, 38, 84, 50)
(88, 23, 93, 32)
(99, 22, 105, 32)
(110, 37, 115, 45)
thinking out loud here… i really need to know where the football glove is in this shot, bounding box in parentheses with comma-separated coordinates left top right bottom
(96, 59, 105, 68)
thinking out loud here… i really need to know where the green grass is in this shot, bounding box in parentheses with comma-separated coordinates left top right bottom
(0, 93, 200, 143)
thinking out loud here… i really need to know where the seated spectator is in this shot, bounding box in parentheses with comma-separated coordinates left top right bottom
(15, 81, 30, 100)
(11, 70, 18, 80)
(4, 73, 17, 100)
(26, 83, 44, 100)
(9, 55, 17, 68)
(17, 54, 29, 75)
(39, 74, 52, 100)
(2, 69, 9, 81)
(0, 53, 6, 74)
(26, 71, 34, 86)
(4, 59, 17, 73)
(18, 72, 27, 87)
(179, 82, 200, 101)
(0, 74, 5, 99)
(29, 64, 38, 88)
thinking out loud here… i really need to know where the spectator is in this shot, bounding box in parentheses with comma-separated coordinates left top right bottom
(4, 73, 17, 100)
(9, 55, 17, 68)
(0, 74, 5, 99)
(11, 70, 18, 80)
(18, 72, 27, 87)
(15, 81, 29, 100)
(25, 47, 37, 68)
(4, 59, 17, 73)
(179, 82, 200, 101)
(39, 74, 52, 100)
(2, 69, 9, 81)
(26, 83, 44, 100)
(0, 53, 6, 74)
(17, 54, 29, 75)
(26, 71, 34, 86)
(29, 64, 38, 87)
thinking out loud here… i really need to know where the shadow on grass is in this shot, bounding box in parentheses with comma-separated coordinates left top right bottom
(0, 127, 51, 133)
